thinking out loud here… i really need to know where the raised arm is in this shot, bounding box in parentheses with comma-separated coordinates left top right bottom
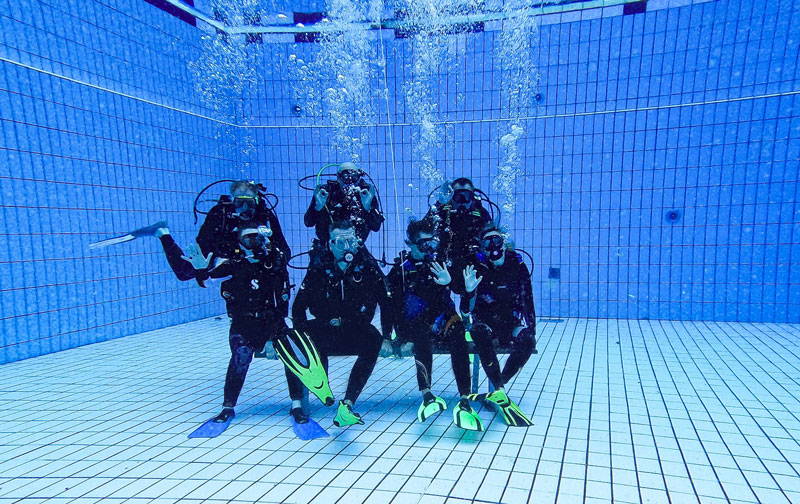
(304, 183, 329, 228)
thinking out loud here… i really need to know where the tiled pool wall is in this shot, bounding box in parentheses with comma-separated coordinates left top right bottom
(1, 0, 798, 364)
(247, 0, 800, 322)
(0, 0, 233, 363)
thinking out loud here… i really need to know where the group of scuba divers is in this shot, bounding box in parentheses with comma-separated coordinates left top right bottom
(97, 162, 538, 438)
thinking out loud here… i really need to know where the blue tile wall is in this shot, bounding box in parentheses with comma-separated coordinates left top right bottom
(246, 0, 800, 323)
(0, 0, 234, 364)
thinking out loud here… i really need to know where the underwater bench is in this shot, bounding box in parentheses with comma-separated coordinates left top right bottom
(254, 336, 538, 399)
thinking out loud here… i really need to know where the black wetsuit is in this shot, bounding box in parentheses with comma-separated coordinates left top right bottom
(304, 180, 383, 266)
(386, 253, 475, 395)
(423, 201, 492, 294)
(157, 234, 290, 408)
(288, 248, 390, 403)
(198, 200, 290, 262)
(460, 250, 537, 385)
(205, 254, 290, 408)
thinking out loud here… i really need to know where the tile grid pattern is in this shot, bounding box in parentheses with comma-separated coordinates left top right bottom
(3, 0, 799, 365)
(0, 0, 234, 363)
(0, 317, 798, 503)
(249, 0, 800, 322)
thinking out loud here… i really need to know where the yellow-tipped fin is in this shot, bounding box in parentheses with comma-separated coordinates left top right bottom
(275, 329, 335, 406)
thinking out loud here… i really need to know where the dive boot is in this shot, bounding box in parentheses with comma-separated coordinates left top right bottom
(417, 392, 447, 423)
(213, 407, 235, 423)
(289, 407, 309, 424)
(453, 398, 483, 431)
(333, 401, 364, 427)
(469, 389, 532, 427)
(275, 329, 335, 406)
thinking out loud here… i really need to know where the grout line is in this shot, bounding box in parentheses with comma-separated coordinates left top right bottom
(3, 55, 798, 130)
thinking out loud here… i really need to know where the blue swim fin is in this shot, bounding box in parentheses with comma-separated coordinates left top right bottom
(291, 416, 329, 441)
(188, 409, 234, 439)
(89, 220, 167, 249)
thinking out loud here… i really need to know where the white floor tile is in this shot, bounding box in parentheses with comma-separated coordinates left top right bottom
(1, 318, 799, 503)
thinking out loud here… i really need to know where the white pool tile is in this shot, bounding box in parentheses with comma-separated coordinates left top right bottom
(1, 318, 799, 503)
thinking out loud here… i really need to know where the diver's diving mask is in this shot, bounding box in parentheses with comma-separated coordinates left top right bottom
(414, 236, 439, 262)
(452, 189, 475, 211)
(338, 169, 361, 186)
(481, 233, 505, 260)
(414, 237, 439, 254)
(233, 194, 259, 220)
(330, 234, 361, 262)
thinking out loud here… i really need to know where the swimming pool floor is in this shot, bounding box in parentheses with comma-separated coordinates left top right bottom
(1, 317, 799, 503)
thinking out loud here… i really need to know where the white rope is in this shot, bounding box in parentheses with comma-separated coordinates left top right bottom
(376, 12, 402, 255)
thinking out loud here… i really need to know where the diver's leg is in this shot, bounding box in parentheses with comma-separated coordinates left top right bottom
(467, 322, 504, 389)
(342, 323, 381, 404)
(223, 321, 256, 409)
(446, 319, 473, 396)
(500, 326, 535, 385)
(408, 322, 434, 392)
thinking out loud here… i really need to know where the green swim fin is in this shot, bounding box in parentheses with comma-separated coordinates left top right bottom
(417, 394, 447, 423)
(469, 389, 532, 427)
(333, 401, 364, 427)
(453, 398, 483, 431)
(275, 329, 335, 406)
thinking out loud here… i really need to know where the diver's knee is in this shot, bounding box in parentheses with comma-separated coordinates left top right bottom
(470, 322, 491, 338)
(514, 327, 536, 353)
(231, 341, 254, 364)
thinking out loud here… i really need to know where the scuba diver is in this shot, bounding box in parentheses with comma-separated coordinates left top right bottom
(384, 218, 477, 426)
(198, 180, 290, 263)
(460, 224, 537, 386)
(288, 219, 390, 428)
(424, 177, 493, 295)
(98, 216, 334, 439)
(304, 162, 384, 268)
(177, 225, 293, 438)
